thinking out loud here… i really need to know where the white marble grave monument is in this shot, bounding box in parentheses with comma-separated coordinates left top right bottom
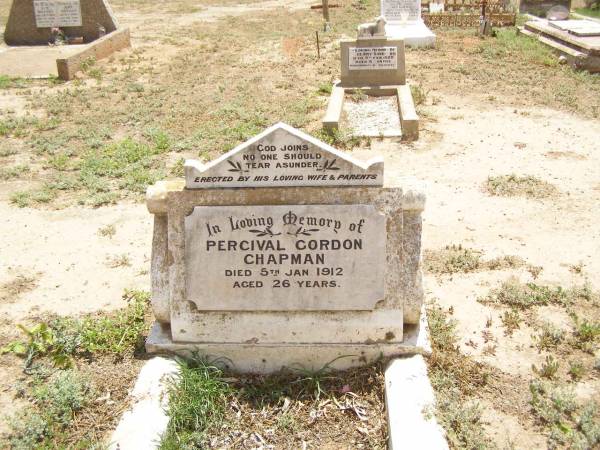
(145, 123, 428, 373)
(381, 0, 436, 47)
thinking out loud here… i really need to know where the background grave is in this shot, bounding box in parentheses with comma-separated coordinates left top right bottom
(1, 0, 130, 79)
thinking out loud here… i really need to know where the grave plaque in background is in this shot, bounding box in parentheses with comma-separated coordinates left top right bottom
(381, 0, 421, 22)
(34, 0, 82, 28)
(348, 46, 398, 70)
(185, 204, 386, 311)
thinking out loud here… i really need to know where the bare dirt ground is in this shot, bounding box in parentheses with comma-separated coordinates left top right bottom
(0, 0, 599, 447)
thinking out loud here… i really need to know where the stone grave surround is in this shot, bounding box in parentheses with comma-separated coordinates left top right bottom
(4, 0, 118, 45)
(381, 0, 436, 47)
(145, 123, 428, 373)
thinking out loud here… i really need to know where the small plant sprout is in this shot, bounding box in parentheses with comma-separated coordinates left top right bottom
(533, 355, 560, 380)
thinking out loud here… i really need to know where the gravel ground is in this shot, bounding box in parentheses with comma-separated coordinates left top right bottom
(344, 96, 402, 137)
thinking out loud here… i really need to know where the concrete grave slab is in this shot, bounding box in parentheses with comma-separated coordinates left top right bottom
(521, 19, 600, 72)
(385, 355, 449, 450)
(4, 0, 118, 45)
(0, 44, 85, 77)
(109, 357, 178, 450)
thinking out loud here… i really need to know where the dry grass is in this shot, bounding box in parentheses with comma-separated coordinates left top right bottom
(485, 174, 558, 199)
(424, 244, 529, 275)
(0, 273, 40, 303)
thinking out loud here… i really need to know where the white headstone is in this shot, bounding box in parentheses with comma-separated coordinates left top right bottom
(380, 0, 436, 47)
(185, 123, 383, 188)
(34, 0, 82, 28)
(381, 0, 420, 23)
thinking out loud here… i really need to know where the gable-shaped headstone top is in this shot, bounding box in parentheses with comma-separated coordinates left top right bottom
(184, 122, 384, 189)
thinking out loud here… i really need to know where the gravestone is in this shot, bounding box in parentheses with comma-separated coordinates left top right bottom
(519, 0, 571, 19)
(339, 17, 406, 87)
(381, 0, 436, 47)
(145, 123, 428, 372)
(4, 0, 118, 45)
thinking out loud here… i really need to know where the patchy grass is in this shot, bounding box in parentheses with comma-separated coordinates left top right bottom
(575, 7, 600, 18)
(478, 278, 596, 310)
(0, 273, 39, 302)
(486, 174, 558, 199)
(5, 369, 94, 449)
(2, 0, 381, 207)
(106, 253, 132, 268)
(0, 75, 29, 89)
(424, 244, 527, 275)
(0, 289, 150, 448)
(530, 380, 600, 449)
(161, 355, 388, 448)
(1, 290, 150, 369)
(426, 305, 495, 449)
(10, 186, 58, 208)
(479, 29, 558, 68)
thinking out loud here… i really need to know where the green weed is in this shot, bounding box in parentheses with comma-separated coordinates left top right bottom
(1, 290, 150, 368)
(570, 314, 600, 353)
(0, 75, 28, 89)
(317, 82, 333, 95)
(427, 305, 494, 448)
(568, 362, 586, 381)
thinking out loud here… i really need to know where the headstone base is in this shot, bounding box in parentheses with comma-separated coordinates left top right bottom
(145, 305, 431, 373)
(385, 21, 436, 47)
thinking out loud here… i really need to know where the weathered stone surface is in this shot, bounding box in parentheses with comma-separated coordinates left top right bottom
(151, 215, 170, 323)
(185, 123, 383, 189)
(340, 38, 406, 87)
(4, 0, 118, 46)
(145, 124, 427, 371)
(56, 27, 130, 80)
(146, 317, 430, 373)
(184, 204, 385, 311)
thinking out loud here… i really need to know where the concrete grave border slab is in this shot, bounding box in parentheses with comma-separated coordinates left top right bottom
(112, 314, 445, 449)
(323, 82, 419, 141)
